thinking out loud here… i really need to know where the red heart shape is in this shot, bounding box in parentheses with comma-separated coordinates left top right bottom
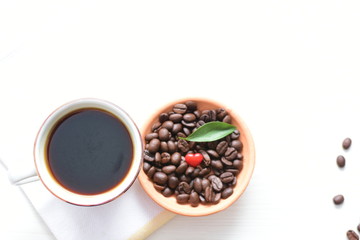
(185, 153, 203, 167)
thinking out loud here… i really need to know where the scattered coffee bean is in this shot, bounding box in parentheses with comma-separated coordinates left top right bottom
(347, 230, 359, 240)
(343, 138, 352, 150)
(336, 155, 346, 168)
(173, 103, 187, 114)
(333, 194, 344, 205)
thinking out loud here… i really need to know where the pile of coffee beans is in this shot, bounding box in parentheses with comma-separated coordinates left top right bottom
(142, 101, 243, 207)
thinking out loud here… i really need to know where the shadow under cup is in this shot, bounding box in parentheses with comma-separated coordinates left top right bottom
(34, 99, 143, 206)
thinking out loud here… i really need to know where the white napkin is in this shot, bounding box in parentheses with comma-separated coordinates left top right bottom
(1, 160, 175, 240)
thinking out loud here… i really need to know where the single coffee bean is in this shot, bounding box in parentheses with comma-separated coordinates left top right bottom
(178, 181, 192, 194)
(226, 169, 239, 175)
(161, 152, 171, 164)
(207, 149, 219, 158)
(221, 187, 233, 199)
(216, 108, 227, 120)
(222, 115, 232, 123)
(211, 160, 223, 170)
(144, 150, 155, 162)
(208, 110, 217, 121)
(178, 139, 190, 152)
(221, 157, 233, 167)
(207, 174, 217, 182)
(162, 120, 174, 131)
(167, 141, 177, 153)
(176, 194, 190, 204)
(169, 113, 183, 123)
(185, 101, 197, 111)
(153, 172, 168, 185)
(189, 192, 200, 207)
(183, 113, 196, 122)
(205, 186, 215, 202)
(177, 132, 187, 139)
(220, 172, 234, 183)
(199, 167, 211, 177)
(231, 130, 240, 139)
(162, 187, 173, 197)
(179, 174, 191, 183)
(162, 165, 176, 174)
(185, 166, 195, 176)
(193, 177, 202, 193)
(333, 194, 344, 205)
(158, 128, 170, 141)
(183, 127, 191, 136)
(148, 138, 161, 153)
(213, 193, 221, 204)
(151, 121, 162, 132)
(191, 168, 200, 178)
(233, 159, 243, 170)
(216, 141, 228, 155)
(196, 120, 205, 128)
(153, 183, 165, 191)
(173, 103, 187, 114)
(172, 123, 183, 134)
(143, 162, 151, 174)
(230, 140, 243, 151)
(171, 152, 181, 165)
(176, 162, 188, 175)
(159, 113, 169, 123)
(146, 166, 156, 179)
(343, 138, 352, 150)
(145, 132, 159, 142)
(181, 120, 196, 128)
(193, 110, 201, 118)
(199, 150, 211, 166)
(168, 176, 180, 189)
(337, 155, 346, 168)
(202, 178, 211, 189)
(225, 147, 237, 161)
(154, 152, 161, 165)
(347, 230, 359, 240)
(211, 176, 223, 192)
(160, 141, 168, 152)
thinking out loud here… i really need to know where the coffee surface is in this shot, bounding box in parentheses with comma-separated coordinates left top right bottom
(47, 109, 133, 195)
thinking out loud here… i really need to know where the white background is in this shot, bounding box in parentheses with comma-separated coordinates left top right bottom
(1, 0, 360, 239)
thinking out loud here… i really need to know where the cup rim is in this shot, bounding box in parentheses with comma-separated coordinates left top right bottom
(34, 98, 143, 206)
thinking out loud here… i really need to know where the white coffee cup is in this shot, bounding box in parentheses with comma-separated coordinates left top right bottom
(9, 98, 143, 206)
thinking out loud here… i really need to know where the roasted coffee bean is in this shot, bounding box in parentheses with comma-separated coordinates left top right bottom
(337, 155, 346, 168)
(179, 174, 191, 183)
(154, 152, 161, 165)
(211, 160, 223, 170)
(177, 132, 187, 139)
(208, 174, 217, 182)
(145, 132, 159, 142)
(160, 141, 168, 152)
(173, 103, 187, 114)
(189, 192, 200, 207)
(211, 176, 223, 192)
(169, 113, 183, 123)
(199, 150, 211, 166)
(202, 178, 211, 189)
(151, 121, 162, 132)
(347, 230, 359, 240)
(221, 187, 233, 199)
(183, 127, 191, 136)
(193, 110, 201, 118)
(159, 113, 169, 123)
(207, 149, 219, 158)
(343, 138, 352, 150)
(199, 194, 206, 204)
(222, 115, 231, 123)
(153, 172, 168, 185)
(208, 110, 217, 121)
(216, 108, 227, 120)
(168, 141, 177, 153)
(216, 141, 228, 155)
(176, 162, 188, 175)
(199, 167, 211, 177)
(237, 153, 243, 160)
(231, 130, 240, 139)
(230, 140, 243, 151)
(183, 113, 196, 122)
(196, 120, 205, 128)
(226, 169, 239, 175)
(158, 128, 170, 141)
(181, 120, 196, 128)
(144, 150, 155, 162)
(171, 152, 181, 165)
(221, 157, 233, 167)
(205, 186, 215, 202)
(213, 169, 222, 176)
(225, 147, 237, 160)
(193, 178, 202, 193)
(220, 172, 234, 183)
(185, 101, 197, 111)
(233, 159, 243, 170)
(168, 176, 180, 189)
(162, 121, 174, 131)
(143, 162, 151, 174)
(178, 139, 190, 152)
(230, 176, 237, 186)
(199, 112, 210, 122)
(191, 168, 200, 178)
(176, 194, 190, 204)
(163, 165, 176, 174)
(162, 187, 173, 197)
(153, 183, 165, 191)
(333, 194, 344, 205)
(148, 138, 161, 153)
(172, 123, 183, 134)
(213, 193, 221, 204)
(161, 152, 171, 164)
(185, 166, 195, 176)
(178, 182, 192, 194)
(147, 166, 156, 179)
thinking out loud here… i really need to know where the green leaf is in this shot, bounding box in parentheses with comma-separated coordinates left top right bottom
(179, 121, 236, 142)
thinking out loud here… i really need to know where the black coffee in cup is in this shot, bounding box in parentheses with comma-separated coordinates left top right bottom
(46, 108, 133, 195)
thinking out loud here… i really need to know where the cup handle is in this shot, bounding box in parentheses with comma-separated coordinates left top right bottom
(8, 167, 39, 186)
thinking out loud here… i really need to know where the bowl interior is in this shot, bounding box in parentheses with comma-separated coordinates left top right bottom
(138, 98, 255, 216)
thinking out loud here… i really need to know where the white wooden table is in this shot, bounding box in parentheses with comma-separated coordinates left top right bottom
(1, 1, 360, 239)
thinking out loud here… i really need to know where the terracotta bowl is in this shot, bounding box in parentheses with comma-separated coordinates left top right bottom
(138, 98, 255, 216)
